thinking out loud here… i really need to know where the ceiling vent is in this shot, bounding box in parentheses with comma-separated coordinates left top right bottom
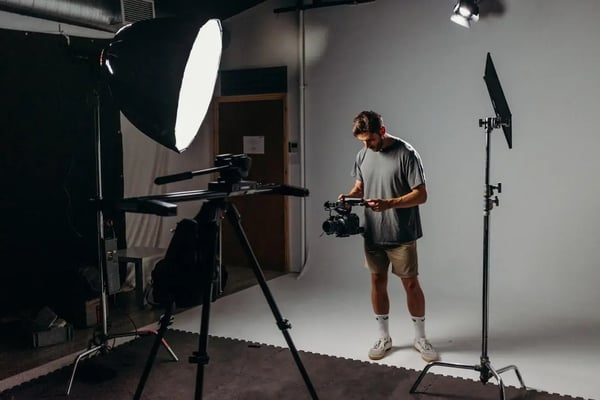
(121, 0, 155, 24)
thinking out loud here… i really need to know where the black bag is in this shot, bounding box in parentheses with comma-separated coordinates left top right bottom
(150, 202, 226, 308)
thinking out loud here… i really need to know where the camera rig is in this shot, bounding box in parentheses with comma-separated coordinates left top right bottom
(322, 197, 365, 237)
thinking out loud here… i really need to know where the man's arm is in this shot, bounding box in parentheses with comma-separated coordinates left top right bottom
(339, 180, 364, 200)
(366, 183, 427, 212)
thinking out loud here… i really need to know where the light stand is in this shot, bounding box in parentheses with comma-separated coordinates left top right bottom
(410, 53, 526, 400)
(65, 90, 178, 397)
(123, 156, 319, 400)
(66, 16, 223, 396)
(410, 117, 525, 400)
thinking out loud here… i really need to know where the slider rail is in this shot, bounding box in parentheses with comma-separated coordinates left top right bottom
(99, 183, 309, 216)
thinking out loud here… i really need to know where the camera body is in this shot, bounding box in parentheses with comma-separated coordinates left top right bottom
(322, 198, 365, 237)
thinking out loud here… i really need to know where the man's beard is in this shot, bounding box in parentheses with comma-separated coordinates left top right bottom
(371, 141, 383, 152)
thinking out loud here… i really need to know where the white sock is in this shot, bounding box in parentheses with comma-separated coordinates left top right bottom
(412, 315, 426, 339)
(375, 314, 389, 338)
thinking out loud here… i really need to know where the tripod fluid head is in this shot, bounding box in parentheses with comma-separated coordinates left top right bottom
(153, 153, 252, 187)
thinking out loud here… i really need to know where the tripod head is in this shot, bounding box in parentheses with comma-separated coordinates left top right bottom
(152, 153, 251, 185)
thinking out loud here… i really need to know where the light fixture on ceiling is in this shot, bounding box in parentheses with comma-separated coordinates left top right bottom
(451, 0, 480, 28)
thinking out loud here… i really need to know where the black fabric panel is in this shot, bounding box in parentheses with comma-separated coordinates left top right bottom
(0, 29, 124, 317)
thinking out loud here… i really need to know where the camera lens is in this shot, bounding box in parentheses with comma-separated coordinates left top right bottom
(322, 219, 338, 235)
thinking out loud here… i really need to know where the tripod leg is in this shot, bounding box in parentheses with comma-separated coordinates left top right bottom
(192, 279, 214, 400)
(134, 303, 175, 400)
(135, 331, 179, 361)
(189, 200, 222, 400)
(224, 203, 319, 400)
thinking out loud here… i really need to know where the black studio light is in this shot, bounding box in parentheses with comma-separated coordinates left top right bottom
(100, 18, 223, 152)
(451, 0, 480, 28)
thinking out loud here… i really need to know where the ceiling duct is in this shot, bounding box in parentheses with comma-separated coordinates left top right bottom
(0, 0, 155, 33)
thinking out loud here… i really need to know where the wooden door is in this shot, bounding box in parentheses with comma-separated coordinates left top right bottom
(213, 93, 288, 272)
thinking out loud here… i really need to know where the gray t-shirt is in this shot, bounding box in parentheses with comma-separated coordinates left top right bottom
(352, 137, 426, 246)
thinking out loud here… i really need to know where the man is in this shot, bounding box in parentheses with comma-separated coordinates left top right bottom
(339, 110, 439, 362)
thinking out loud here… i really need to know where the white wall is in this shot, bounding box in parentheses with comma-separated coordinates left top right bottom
(224, 0, 600, 327)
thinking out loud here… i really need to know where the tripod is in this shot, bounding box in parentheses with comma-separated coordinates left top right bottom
(65, 90, 178, 396)
(133, 197, 319, 400)
(410, 118, 526, 400)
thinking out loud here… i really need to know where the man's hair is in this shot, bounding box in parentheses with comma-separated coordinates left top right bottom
(352, 110, 383, 136)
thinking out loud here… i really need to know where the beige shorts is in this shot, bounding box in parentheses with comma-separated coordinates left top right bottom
(364, 240, 419, 278)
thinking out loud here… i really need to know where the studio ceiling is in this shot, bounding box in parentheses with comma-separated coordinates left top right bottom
(154, 0, 268, 21)
(0, 0, 268, 33)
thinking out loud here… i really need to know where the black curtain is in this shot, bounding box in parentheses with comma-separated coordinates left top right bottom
(0, 29, 125, 318)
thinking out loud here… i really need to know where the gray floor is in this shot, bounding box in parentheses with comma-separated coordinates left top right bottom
(171, 273, 600, 400)
(2, 264, 598, 400)
(0, 265, 286, 391)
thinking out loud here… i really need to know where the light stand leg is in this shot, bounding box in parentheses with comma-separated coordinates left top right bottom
(65, 90, 177, 396)
(224, 202, 319, 400)
(410, 121, 525, 400)
(65, 343, 105, 395)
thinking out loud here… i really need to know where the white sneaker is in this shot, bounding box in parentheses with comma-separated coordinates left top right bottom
(414, 338, 439, 362)
(368, 336, 392, 360)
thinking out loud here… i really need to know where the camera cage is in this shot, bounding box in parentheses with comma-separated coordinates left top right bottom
(323, 197, 365, 214)
(322, 197, 365, 237)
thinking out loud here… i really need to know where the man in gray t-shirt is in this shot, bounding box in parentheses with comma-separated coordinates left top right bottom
(340, 110, 439, 362)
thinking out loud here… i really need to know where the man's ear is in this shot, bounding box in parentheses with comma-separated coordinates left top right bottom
(380, 126, 386, 136)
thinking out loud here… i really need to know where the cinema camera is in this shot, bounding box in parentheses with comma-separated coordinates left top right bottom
(322, 198, 365, 237)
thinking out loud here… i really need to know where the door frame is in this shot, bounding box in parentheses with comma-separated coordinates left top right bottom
(212, 93, 290, 271)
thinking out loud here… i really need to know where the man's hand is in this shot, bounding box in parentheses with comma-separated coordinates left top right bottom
(365, 198, 390, 212)
(339, 180, 364, 201)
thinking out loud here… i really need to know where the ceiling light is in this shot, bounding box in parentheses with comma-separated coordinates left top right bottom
(451, 0, 480, 28)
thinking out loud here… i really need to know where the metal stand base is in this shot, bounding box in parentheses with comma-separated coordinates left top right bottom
(410, 358, 525, 400)
(65, 88, 179, 397)
(65, 317, 178, 396)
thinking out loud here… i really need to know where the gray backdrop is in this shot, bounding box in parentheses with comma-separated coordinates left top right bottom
(223, 0, 600, 328)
